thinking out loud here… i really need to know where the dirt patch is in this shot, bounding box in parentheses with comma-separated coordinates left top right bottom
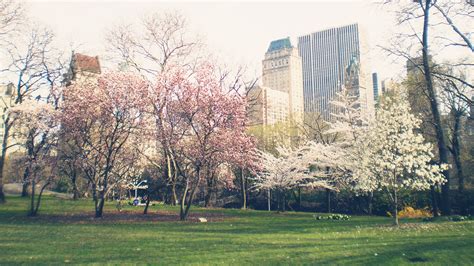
(4, 183, 73, 199)
(22, 209, 229, 224)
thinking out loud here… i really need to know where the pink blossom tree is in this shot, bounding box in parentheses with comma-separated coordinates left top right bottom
(60, 73, 148, 218)
(146, 63, 256, 220)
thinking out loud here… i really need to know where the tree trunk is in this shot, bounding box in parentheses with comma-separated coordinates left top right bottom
(166, 153, 179, 206)
(421, 0, 451, 215)
(21, 181, 29, 197)
(326, 188, 331, 213)
(368, 192, 373, 215)
(32, 181, 49, 216)
(180, 176, 200, 221)
(281, 191, 286, 212)
(143, 194, 151, 215)
(297, 187, 301, 209)
(451, 112, 466, 214)
(0, 117, 11, 204)
(179, 183, 189, 220)
(240, 168, 247, 210)
(94, 187, 105, 218)
(183, 184, 198, 220)
(452, 112, 464, 193)
(292, 188, 301, 210)
(0, 182, 5, 203)
(393, 190, 399, 226)
(204, 175, 215, 208)
(95, 195, 105, 218)
(430, 185, 439, 217)
(171, 183, 178, 206)
(21, 166, 31, 197)
(267, 189, 271, 211)
(181, 167, 202, 220)
(28, 179, 36, 216)
(72, 170, 79, 200)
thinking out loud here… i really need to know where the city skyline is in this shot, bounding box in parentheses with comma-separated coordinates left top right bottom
(247, 37, 304, 126)
(298, 23, 373, 119)
(25, 1, 402, 81)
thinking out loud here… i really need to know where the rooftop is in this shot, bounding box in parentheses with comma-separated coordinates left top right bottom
(267, 37, 292, 53)
(72, 53, 101, 74)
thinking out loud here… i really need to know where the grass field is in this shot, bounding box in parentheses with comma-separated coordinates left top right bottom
(1, 196, 473, 265)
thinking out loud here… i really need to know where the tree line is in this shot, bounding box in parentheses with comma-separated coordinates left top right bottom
(0, 1, 472, 225)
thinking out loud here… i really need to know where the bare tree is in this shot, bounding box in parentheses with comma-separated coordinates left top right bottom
(0, 0, 24, 203)
(438, 65, 471, 214)
(106, 11, 203, 79)
(0, 25, 64, 203)
(0, 0, 23, 42)
(382, 0, 473, 215)
(9, 27, 63, 196)
(106, 12, 207, 208)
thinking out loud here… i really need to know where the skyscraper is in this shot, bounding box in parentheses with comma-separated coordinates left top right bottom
(298, 23, 373, 120)
(372, 72, 379, 102)
(247, 37, 304, 126)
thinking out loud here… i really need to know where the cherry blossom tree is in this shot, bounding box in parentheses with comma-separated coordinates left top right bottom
(351, 92, 447, 225)
(176, 64, 256, 219)
(145, 63, 256, 220)
(60, 72, 148, 218)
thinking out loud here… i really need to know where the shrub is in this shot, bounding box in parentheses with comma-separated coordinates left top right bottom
(423, 215, 473, 222)
(398, 206, 432, 218)
(314, 214, 350, 221)
(450, 215, 466, 222)
(54, 177, 72, 193)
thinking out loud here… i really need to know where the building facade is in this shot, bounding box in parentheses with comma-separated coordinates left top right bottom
(297, 23, 373, 120)
(0, 83, 15, 149)
(62, 53, 101, 86)
(247, 85, 290, 126)
(372, 72, 379, 102)
(248, 38, 304, 126)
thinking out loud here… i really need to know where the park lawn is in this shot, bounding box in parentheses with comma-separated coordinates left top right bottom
(0, 196, 473, 265)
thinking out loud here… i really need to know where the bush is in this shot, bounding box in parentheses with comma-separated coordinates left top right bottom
(450, 215, 468, 222)
(423, 215, 473, 222)
(314, 213, 350, 221)
(54, 177, 72, 193)
(398, 206, 432, 218)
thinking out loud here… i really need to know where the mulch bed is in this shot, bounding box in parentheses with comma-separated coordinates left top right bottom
(19, 209, 229, 224)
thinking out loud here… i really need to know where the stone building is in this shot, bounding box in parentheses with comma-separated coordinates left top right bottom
(247, 38, 304, 126)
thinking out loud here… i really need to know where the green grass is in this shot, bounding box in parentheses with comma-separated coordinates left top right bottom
(1, 196, 473, 265)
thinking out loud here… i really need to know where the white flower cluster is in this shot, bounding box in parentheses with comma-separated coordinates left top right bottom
(351, 92, 448, 194)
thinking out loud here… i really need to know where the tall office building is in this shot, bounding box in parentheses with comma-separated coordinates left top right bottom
(298, 23, 373, 120)
(247, 37, 304, 126)
(372, 72, 379, 102)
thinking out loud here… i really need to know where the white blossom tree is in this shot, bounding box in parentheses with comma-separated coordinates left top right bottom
(351, 92, 447, 225)
(325, 86, 370, 184)
(10, 99, 58, 216)
(254, 144, 333, 211)
(304, 86, 371, 212)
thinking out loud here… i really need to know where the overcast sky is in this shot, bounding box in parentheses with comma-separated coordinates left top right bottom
(23, 1, 424, 81)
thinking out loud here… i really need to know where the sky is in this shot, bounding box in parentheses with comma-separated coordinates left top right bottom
(23, 0, 415, 81)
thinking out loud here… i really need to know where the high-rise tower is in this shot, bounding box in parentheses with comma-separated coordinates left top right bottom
(248, 37, 304, 126)
(298, 24, 373, 120)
